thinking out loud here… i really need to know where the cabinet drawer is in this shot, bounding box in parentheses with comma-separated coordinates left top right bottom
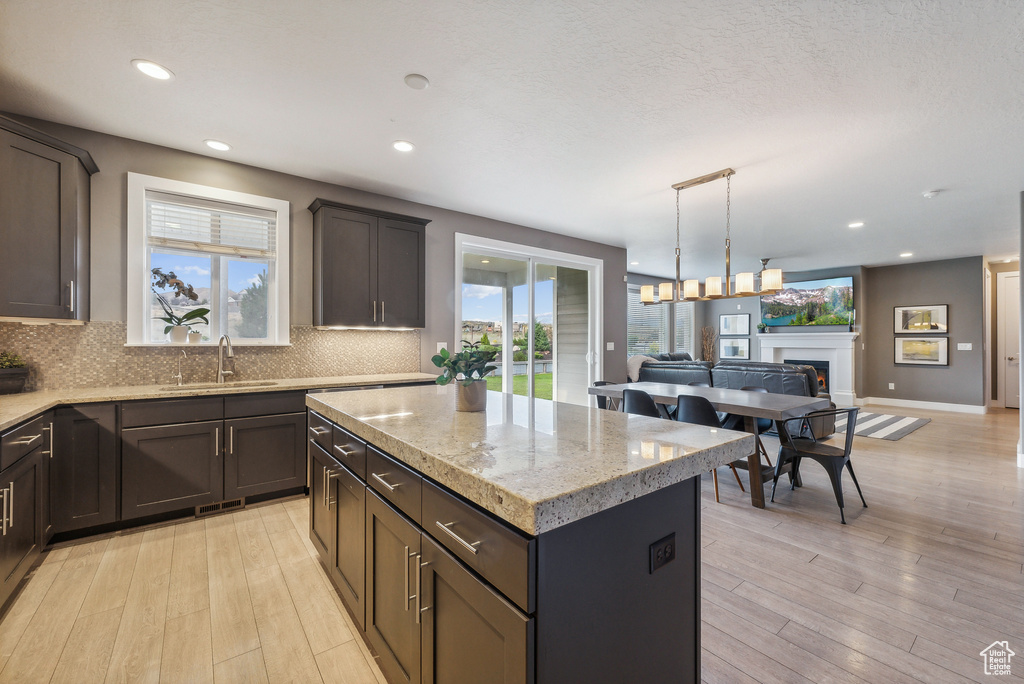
(1, 413, 51, 471)
(122, 397, 223, 428)
(307, 411, 332, 452)
(331, 425, 366, 481)
(225, 391, 306, 418)
(422, 479, 535, 614)
(366, 446, 421, 524)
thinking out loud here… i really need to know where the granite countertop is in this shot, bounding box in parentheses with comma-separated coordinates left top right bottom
(307, 385, 754, 535)
(0, 372, 437, 432)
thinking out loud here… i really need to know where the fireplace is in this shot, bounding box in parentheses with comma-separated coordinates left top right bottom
(786, 359, 829, 393)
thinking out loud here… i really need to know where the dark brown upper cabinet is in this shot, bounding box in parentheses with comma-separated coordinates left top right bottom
(310, 199, 429, 328)
(0, 115, 98, 321)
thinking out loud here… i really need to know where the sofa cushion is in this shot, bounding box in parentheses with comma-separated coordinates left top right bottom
(638, 361, 712, 385)
(711, 361, 816, 396)
(648, 352, 693, 362)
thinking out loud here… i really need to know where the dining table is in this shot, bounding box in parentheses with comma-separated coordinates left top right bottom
(588, 381, 831, 508)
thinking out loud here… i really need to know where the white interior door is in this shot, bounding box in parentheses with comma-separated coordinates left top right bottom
(998, 271, 1020, 409)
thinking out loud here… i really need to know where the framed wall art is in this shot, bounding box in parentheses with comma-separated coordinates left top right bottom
(719, 313, 750, 336)
(894, 305, 948, 334)
(720, 337, 750, 360)
(894, 337, 948, 366)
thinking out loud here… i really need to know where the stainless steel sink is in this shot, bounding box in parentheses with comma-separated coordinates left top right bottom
(158, 381, 279, 391)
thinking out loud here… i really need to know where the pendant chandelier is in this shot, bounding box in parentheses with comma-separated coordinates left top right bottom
(641, 168, 783, 304)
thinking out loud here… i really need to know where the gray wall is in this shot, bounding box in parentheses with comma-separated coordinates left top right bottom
(863, 256, 985, 406)
(14, 116, 627, 380)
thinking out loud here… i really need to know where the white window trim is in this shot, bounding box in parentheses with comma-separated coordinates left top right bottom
(126, 172, 290, 346)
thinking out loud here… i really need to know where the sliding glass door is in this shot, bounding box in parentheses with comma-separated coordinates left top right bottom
(457, 236, 602, 405)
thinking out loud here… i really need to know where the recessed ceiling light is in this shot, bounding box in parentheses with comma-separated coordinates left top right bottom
(629, 261, 639, 265)
(480, 259, 490, 264)
(404, 74, 430, 90)
(204, 139, 231, 151)
(131, 59, 173, 80)
(393, 140, 415, 152)
(900, 252, 913, 258)
(848, 222, 864, 229)
(922, 190, 941, 199)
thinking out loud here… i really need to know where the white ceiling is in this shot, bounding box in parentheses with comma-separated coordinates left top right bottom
(2, 0, 1022, 278)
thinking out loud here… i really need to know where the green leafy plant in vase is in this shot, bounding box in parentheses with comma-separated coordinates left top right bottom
(432, 341, 498, 412)
(152, 267, 211, 343)
(0, 351, 28, 395)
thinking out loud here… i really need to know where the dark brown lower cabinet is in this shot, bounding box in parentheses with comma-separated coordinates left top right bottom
(309, 441, 334, 561)
(419, 535, 532, 684)
(52, 404, 118, 533)
(0, 448, 42, 608)
(224, 412, 305, 499)
(366, 490, 421, 684)
(330, 461, 365, 630)
(121, 420, 222, 520)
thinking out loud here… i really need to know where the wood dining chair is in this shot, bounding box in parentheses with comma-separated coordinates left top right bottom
(772, 407, 866, 524)
(673, 394, 744, 503)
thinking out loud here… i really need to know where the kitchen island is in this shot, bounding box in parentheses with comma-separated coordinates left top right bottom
(307, 385, 753, 684)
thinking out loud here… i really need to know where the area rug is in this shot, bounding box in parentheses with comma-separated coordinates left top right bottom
(835, 411, 931, 441)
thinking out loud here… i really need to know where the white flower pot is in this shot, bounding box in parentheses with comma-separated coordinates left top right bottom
(168, 326, 189, 344)
(187, 331, 202, 344)
(455, 380, 488, 412)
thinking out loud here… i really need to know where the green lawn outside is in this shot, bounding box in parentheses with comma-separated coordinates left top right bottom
(485, 373, 553, 400)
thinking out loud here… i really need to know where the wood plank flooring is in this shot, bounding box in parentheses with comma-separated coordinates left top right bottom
(0, 404, 1019, 682)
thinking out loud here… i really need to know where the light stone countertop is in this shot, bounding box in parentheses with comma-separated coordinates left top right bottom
(307, 385, 754, 536)
(0, 372, 437, 432)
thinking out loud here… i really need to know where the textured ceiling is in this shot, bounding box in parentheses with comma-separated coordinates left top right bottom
(1, 0, 1022, 278)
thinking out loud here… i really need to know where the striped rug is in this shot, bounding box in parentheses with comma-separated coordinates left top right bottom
(835, 411, 931, 441)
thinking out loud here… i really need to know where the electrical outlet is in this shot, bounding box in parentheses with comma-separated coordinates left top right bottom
(606, 341, 614, 351)
(888, 382, 895, 390)
(957, 342, 972, 351)
(737, 304, 742, 310)
(649, 533, 676, 574)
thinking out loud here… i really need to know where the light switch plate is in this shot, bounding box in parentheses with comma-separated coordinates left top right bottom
(888, 383, 895, 390)
(957, 342, 972, 351)
(606, 342, 614, 351)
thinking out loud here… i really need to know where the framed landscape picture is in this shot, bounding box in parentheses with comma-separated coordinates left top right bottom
(894, 305, 948, 333)
(895, 337, 948, 366)
(719, 313, 750, 336)
(720, 337, 750, 360)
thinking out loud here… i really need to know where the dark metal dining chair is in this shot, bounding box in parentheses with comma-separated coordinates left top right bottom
(592, 380, 614, 410)
(622, 388, 661, 418)
(772, 407, 866, 524)
(673, 395, 744, 503)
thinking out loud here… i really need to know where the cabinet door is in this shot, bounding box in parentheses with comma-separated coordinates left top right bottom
(420, 535, 533, 684)
(376, 218, 425, 328)
(316, 207, 377, 327)
(0, 129, 77, 319)
(121, 420, 222, 520)
(224, 413, 305, 500)
(52, 405, 118, 533)
(330, 463, 365, 630)
(309, 441, 335, 562)
(366, 489, 421, 684)
(0, 448, 42, 607)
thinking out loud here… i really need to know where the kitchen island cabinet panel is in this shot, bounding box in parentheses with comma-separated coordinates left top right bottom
(0, 448, 42, 608)
(366, 489, 421, 684)
(52, 404, 118, 533)
(223, 412, 305, 500)
(330, 461, 366, 630)
(420, 534, 532, 684)
(121, 420, 222, 519)
(308, 440, 334, 561)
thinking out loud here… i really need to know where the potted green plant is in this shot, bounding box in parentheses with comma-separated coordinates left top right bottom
(0, 351, 28, 395)
(757, 322, 768, 333)
(432, 341, 498, 412)
(152, 268, 211, 343)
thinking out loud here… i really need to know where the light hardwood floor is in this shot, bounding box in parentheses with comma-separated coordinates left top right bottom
(0, 405, 1020, 683)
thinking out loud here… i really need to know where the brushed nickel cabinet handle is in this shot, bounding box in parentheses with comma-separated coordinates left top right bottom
(327, 471, 339, 507)
(334, 444, 354, 457)
(404, 545, 411, 611)
(68, 280, 75, 314)
(214, 428, 219, 457)
(435, 521, 481, 555)
(415, 555, 428, 624)
(1, 489, 6, 536)
(42, 423, 53, 458)
(373, 300, 377, 323)
(308, 426, 328, 436)
(371, 472, 401, 492)
(10, 434, 41, 448)
(381, 300, 385, 323)
(323, 467, 329, 508)
(229, 426, 234, 455)
(7, 481, 12, 529)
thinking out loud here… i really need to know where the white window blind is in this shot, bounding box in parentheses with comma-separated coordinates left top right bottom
(674, 301, 694, 355)
(627, 287, 668, 356)
(146, 191, 277, 258)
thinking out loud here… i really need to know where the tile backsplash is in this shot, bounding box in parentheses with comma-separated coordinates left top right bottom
(0, 321, 421, 390)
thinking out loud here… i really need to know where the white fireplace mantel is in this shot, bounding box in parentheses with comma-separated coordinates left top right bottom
(758, 332, 859, 405)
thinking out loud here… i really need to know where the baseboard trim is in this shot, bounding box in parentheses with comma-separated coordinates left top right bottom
(858, 397, 987, 415)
